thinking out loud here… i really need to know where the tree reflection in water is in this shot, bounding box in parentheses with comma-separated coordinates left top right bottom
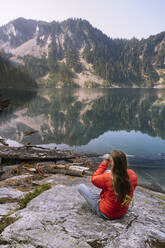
(0, 88, 165, 147)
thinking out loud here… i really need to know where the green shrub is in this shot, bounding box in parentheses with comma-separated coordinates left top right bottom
(0, 216, 18, 234)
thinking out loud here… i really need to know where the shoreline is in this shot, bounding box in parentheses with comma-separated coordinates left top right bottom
(0, 143, 165, 194)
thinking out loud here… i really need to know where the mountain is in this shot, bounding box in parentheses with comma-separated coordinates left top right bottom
(0, 17, 165, 88)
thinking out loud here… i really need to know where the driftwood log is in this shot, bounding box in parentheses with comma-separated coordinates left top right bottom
(0, 146, 84, 164)
(0, 145, 94, 179)
(0, 163, 92, 182)
(0, 161, 92, 182)
(33, 163, 92, 177)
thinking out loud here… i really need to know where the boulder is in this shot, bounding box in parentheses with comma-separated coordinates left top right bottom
(0, 186, 27, 222)
(0, 177, 165, 248)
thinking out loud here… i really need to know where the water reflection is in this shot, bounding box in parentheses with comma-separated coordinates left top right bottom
(0, 88, 36, 123)
(0, 88, 165, 147)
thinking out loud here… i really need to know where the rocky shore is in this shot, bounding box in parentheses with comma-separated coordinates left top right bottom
(0, 146, 165, 248)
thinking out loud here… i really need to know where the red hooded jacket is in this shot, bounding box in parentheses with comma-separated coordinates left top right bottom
(91, 161, 137, 219)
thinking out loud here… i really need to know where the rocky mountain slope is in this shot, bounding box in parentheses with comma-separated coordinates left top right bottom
(0, 17, 165, 88)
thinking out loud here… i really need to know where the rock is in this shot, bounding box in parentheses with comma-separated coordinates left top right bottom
(0, 244, 35, 248)
(0, 245, 11, 248)
(0, 187, 25, 199)
(0, 177, 165, 247)
(0, 175, 34, 187)
(0, 203, 18, 218)
(0, 187, 27, 220)
(31, 181, 40, 186)
(40, 174, 89, 186)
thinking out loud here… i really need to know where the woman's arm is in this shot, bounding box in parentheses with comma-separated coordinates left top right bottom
(91, 160, 110, 188)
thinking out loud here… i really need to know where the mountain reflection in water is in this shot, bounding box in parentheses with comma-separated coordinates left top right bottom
(0, 87, 165, 191)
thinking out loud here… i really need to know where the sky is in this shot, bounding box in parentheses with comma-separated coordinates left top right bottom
(0, 0, 165, 39)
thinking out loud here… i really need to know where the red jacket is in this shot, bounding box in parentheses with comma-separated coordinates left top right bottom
(91, 161, 137, 219)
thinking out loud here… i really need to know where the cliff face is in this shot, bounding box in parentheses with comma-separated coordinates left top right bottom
(0, 18, 37, 49)
(0, 18, 165, 87)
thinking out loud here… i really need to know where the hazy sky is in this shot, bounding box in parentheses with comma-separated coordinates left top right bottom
(0, 0, 164, 39)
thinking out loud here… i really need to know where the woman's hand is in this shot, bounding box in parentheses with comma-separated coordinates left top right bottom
(103, 154, 110, 160)
(103, 154, 112, 166)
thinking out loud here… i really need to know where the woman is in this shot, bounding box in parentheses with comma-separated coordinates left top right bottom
(78, 150, 137, 219)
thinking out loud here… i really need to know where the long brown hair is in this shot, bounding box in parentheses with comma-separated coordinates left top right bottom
(111, 150, 131, 202)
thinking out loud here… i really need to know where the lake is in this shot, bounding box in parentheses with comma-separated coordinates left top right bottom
(0, 87, 165, 191)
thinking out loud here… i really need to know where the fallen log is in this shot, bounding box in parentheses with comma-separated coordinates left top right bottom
(45, 168, 85, 177)
(0, 146, 81, 164)
(0, 145, 94, 180)
(33, 163, 91, 177)
(0, 161, 92, 181)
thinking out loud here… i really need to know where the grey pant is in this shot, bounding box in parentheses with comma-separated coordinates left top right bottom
(78, 183, 111, 220)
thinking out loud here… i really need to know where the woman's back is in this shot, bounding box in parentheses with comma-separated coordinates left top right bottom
(78, 150, 138, 220)
(92, 164, 137, 219)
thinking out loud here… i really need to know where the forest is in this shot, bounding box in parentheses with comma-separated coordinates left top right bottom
(0, 55, 37, 88)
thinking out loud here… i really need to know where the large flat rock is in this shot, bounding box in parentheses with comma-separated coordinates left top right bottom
(0, 203, 18, 221)
(0, 187, 25, 199)
(0, 186, 27, 222)
(0, 177, 165, 248)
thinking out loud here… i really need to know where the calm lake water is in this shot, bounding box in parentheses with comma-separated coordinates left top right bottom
(0, 87, 165, 191)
